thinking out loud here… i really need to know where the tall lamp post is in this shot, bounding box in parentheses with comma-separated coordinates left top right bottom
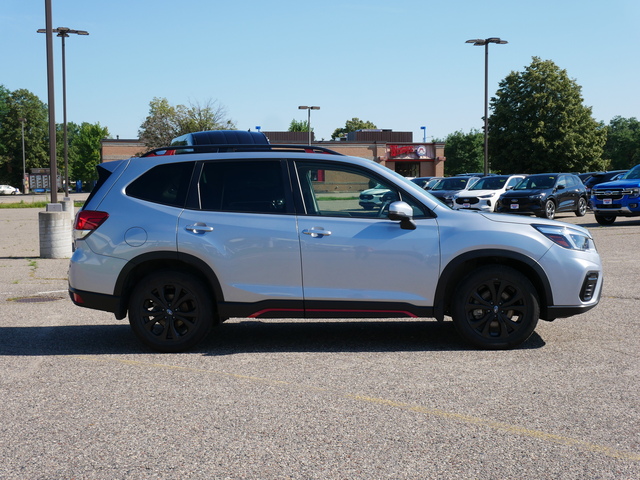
(19, 118, 27, 194)
(465, 37, 507, 176)
(37, 26, 89, 197)
(420, 126, 427, 143)
(298, 106, 320, 145)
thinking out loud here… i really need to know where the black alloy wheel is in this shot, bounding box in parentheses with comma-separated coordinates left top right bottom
(128, 271, 214, 352)
(451, 266, 540, 349)
(594, 214, 617, 226)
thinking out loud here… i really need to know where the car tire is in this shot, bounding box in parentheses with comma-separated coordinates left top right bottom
(128, 271, 214, 352)
(543, 200, 556, 219)
(594, 214, 616, 226)
(451, 265, 539, 350)
(575, 197, 587, 217)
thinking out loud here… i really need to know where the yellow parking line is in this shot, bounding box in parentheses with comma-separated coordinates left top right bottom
(76, 355, 640, 462)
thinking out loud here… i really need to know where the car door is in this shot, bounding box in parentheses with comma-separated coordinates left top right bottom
(177, 159, 303, 304)
(293, 160, 440, 314)
(555, 174, 577, 212)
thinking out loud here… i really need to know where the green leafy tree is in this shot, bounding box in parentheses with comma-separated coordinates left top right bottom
(443, 129, 484, 175)
(603, 116, 640, 169)
(331, 118, 377, 140)
(0, 87, 49, 188)
(288, 119, 309, 132)
(488, 57, 607, 174)
(71, 122, 109, 185)
(138, 97, 235, 149)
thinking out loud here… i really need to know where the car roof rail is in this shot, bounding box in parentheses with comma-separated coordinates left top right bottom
(141, 144, 344, 157)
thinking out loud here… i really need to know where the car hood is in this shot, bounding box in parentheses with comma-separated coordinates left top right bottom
(593, 178, 640, 189)
(457, 189, 501, 197)
(360, 188, 389, 195)
(430, 189, 462, 196)
(501, 188, 548, 198)
(477, 211, 592, 235)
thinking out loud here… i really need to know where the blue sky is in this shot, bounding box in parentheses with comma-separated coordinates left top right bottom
(2, 0, 639, 142)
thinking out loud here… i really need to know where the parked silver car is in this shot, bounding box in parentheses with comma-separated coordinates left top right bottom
(69, 145, 603, 352)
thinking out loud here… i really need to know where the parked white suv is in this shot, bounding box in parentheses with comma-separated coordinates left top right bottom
(452, 175, 526, 212)
(69, 144, 602, 352)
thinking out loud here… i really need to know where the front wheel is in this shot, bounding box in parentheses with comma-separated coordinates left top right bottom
(543, 199, 556, 219)
(451, 266, 540, 349)
(594, 214, 616, 226)
(128, 271, 214, 352)
(575, 197, 587, 217)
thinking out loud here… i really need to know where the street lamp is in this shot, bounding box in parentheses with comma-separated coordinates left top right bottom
(465, 37, 508, 176)
(420, 126, 427, 143)
(298, 106, 320, 145)
(19, 118, 26, 193)
(37, 26, 89, 197)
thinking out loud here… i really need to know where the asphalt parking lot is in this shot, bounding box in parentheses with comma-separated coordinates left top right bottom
(0, 204, 638, 479)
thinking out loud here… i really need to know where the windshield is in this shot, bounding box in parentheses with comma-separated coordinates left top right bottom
(622, 165, 640, 179)
(469, 176, 507, 191)
(514, 175, 558, 190)
(431, 177, 472, 191)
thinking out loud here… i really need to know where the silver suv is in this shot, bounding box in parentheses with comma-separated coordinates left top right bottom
(69, 144, 603, 352)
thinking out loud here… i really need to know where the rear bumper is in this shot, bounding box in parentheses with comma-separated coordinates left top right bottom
(68, 286, 126, 319)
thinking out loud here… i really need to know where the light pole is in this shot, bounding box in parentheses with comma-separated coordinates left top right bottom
(18, 118, 27, 194)
(19, 118, 26, 193)
(465, 37, 507, 176)
(38, 26, 89, 197)
(420, 126, 427, 143)
(298, 106, 320, 145)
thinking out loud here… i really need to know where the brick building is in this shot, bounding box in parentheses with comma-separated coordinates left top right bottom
(100, 130, 446, 178)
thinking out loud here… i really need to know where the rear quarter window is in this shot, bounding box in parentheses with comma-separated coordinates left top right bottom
(126, 162, 194, 207)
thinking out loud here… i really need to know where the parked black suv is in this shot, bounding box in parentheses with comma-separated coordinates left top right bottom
(496, 173, 588, 219)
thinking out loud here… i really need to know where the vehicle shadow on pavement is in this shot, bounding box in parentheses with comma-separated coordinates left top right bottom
(0, 321, 546, 356)
(199, 320, 546, 356)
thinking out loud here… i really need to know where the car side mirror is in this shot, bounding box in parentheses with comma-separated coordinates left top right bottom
(387, 201, 416, 230)
(556, 184, 565, 190)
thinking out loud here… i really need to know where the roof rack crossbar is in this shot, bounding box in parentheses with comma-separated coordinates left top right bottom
(141, 144, 344, 157)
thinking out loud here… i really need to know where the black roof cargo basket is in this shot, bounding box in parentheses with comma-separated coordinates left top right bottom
(141, 144, 344, 157)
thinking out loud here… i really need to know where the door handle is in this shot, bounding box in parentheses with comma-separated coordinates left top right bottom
(302, 227, 332, 238)
(185, 223, 214, 234)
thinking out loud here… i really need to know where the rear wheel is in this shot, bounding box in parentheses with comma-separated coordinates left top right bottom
(595, 214, 616, 226)
(451, 266, 539, 349)
(128, 271, 214, 352)
(575, 197, 587, 217)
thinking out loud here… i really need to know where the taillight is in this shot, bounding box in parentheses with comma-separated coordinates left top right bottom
(74, 210, 109, 240)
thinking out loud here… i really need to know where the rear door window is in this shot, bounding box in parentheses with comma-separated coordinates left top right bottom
(198, 160, 288, 214)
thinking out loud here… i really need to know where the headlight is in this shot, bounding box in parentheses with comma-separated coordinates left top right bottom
(622, 187, 640, 197)
(478, 193, 495, 199)
(533, 224, 596, 251)
(529, 193, 545, 201)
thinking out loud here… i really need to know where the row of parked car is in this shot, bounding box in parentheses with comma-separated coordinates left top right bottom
(393, 166, 639, 224)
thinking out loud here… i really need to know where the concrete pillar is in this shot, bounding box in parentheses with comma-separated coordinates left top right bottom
(61, 197, 75, 224)
(39, 205, 72, 258)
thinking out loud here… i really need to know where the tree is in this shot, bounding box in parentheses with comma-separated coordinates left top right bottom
(488, 57, 607, 174)
(603, 116, 640, 170)
(331, 118, 377, 140)
(443, 129, 484, 175)
(0, 87, 49, 187)
(138, 97, 235, 149)
(288, 119, 309, 132)
(70, 122, 109, 185)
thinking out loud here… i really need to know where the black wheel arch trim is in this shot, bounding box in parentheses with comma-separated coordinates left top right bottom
(113, 251, 225, 320)
(433, 249, 554, 321)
